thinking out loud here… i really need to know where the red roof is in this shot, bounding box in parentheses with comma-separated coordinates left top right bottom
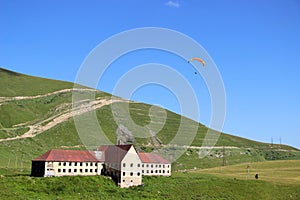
(138, 152, 170, 164)
(32, 149, 105, 162)
(97, 144, 133, 164)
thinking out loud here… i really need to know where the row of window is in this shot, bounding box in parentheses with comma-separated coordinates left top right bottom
(121, 169, 170, 177)
(122, 172, 141, 176)
(58, 162, 98, 167)
(142, 169, 170, 174)
(122, 163, 170, 168)
(57, 168, 98, 173)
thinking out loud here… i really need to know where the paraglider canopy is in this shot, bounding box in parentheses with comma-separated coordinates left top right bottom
(188, 57, 206, 66)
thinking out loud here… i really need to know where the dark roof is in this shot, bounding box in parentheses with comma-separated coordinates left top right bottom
(138, 152, 170, 164)
(97, 144, 133, 164)
(32, 149, 105, 162)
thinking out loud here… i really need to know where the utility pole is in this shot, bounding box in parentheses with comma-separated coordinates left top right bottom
(7, 159, 10, 168)
(20, 153, 24, 171)
(271, 137, 273, 147)
(246, 164, 250, 180)
(222, 146, 226, 166)
(15, 155, 18, 169)
(279, 137, 282, 148)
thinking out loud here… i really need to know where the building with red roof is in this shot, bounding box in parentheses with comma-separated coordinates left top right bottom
(31, 149, 104, 177)
(138, 152, 171, 176)
(31, 145, 171, 188)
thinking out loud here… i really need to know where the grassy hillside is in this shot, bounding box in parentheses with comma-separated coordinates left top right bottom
(0, 67, 299, 173)
(0, 160, 299, 199)
(0, 68, 74, 97)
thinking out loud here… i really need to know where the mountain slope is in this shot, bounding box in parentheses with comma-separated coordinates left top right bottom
(0, 68, 74, 97)
(0, 68, 299, 172)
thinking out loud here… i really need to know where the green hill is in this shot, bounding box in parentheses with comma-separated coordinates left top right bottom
(0, 68, 74, 97)
(0, 67, 299, 172)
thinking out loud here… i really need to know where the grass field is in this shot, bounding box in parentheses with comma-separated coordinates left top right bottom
(0, 160, 299, 199)
(197, 160, 300, 186)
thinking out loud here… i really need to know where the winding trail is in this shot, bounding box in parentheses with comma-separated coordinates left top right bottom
(0, 88, 97, 103)
(0, 88, 124, 142)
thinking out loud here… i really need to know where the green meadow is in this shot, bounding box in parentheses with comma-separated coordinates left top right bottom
(1, 68, 300, 199)
(0, 160, 299, 199)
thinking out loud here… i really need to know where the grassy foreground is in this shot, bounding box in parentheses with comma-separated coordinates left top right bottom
(197, 160, 300, 186)
(0, 160, 299, 200)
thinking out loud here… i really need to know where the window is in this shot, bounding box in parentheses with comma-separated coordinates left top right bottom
(86, 163, 88, 166)
(159, 165, 161, 168)
(95, 163, 98, 166)
(69, 162, 72, 166)
(167, 170, 169, 173)
(80, 162, 83, 166)
(80, 169, 83, 173)
(163, 170, 165, 173)
(155, 170, 158, 173)
(90, 162, 93, 166)
(68, 169, 71, 173)
(142, 164, 144, 167)
(151, 165, 153, 168)
(151, 170, 153, 173)
(146, 170, 149, 173)
(137, 172, 140, 176)
(159, 170, 161, 173)
(155, 165, 158, 168)
(58, 162, 61, 166)
(63, 169, 66, 173)
(95, 169, 97, 173)
(130, 172, 133, 176)
(74, 169, 77, 173)
(123, 172, 125, 176)
(146, 164, 149, 168)
(142, 170, 144, 173)
(163, 165, 165, 168)
(58, 169, 61, 173)
(130, 163, 133, 167)
(137, 163, 140, 167)
(63, 162, 66, 166)
(85, 169, 88, 172)
(74, 162, 77, 166)
(123, 180, 125, 182)
(167, 165, 170, 168)
(123, 163, 126, 167)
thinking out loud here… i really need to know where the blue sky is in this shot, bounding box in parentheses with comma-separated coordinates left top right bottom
(1, 0, 300, 149)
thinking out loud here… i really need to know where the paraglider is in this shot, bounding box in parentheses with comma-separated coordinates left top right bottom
(188, 57, 205, 75)
(188, 57, 206, 66)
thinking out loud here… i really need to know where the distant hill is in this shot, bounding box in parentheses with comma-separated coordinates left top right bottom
(0, 67, 299, 172)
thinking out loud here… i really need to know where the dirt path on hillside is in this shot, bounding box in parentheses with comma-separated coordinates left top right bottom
(0, 98, 122, 142)
(0, 88, 97, 103)
(0, 88, 125, 142)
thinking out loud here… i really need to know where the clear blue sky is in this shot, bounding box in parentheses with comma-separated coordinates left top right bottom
(1, 0, 300, 149)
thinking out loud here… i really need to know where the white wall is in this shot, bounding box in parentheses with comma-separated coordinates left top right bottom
(44, 161, 103, 177)
(120, 146, 142, 188)
(141, 163, 171, 176)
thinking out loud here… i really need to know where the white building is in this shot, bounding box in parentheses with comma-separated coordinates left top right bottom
(31, 149, 104, 177)
(32, 145, 171, 188)
(138, 152, 171, 176)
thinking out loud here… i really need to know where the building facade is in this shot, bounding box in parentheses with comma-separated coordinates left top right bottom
(31, 149, 104, 177)
(98, 144, 142, 188)
(31, 145, 171, 188)
(138, 152, 171, 176)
